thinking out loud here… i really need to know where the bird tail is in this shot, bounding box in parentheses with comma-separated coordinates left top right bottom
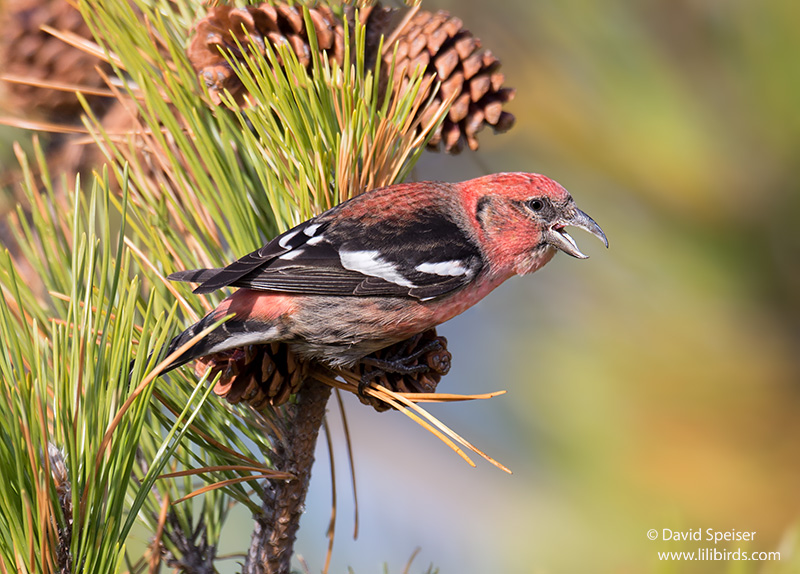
(127, 309, 225, 386)
(130, 289, 288, 381)
(167, 268, 223, 284)
(156, 310, 228, 374)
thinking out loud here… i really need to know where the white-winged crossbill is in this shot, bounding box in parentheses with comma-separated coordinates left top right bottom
(160, 172, 607, 374)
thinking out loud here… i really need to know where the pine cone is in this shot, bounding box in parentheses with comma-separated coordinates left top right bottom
(364, 6, 515, 153)
(0, 0, 113, 120)
(187, 2, 514, 153)
(348, 328, 452, 413)
(197, 342, 311, 409)
(194, 328, 450, 412)
(187, 3, 346, 106)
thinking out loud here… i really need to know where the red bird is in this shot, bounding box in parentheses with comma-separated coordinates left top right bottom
(161, 173, 606, 375)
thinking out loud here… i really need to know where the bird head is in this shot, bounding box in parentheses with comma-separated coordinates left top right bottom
(461, 172, 608, 276)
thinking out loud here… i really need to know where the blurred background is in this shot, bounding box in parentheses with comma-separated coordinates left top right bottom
(2, 0, 799, 572)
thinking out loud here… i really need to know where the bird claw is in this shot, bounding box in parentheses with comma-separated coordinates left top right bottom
(356, 338, 444, 397)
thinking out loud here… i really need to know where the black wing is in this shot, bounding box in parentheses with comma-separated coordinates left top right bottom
(170, 203, 484, 301)
(176, 218, 333, 294)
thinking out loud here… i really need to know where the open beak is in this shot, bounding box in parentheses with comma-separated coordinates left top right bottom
(546, 208, 608, 259)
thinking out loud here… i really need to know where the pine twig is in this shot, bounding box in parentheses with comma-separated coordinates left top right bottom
(163, 508, 216, 574)
(244, 375, 332, 574)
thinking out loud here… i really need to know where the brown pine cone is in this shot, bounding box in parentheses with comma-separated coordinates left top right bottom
(348, 328, 452, 412)
(364, 5, 515, 153)
(0, 0, 113, 120)
(194, 327, 451, 412)
(196, 342, 311, 409)
(186, 2, 514, 153)
(187, 3, 346, 105)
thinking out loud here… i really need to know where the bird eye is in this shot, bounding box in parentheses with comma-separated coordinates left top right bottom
(528, 199, 545, 212)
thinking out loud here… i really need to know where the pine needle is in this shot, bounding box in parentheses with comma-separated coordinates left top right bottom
(147, 495, 170, 574)
(334, 388, 359, 539)
(84, 319, 224, 519)
(322, 417, 336, 574)
(335, 368, 507, 403)
(40, 24, 125, 69)
(123, 237, 197, 321)
(314, 371, 477, 468)
(172, 474, 282, 505)
(0, 73, 117, 98)
(373, 383, 512, 474)
(0, 117, 91, 134)
(159, 465, 292, 480)
(321, 371, 512, 473)
(403, 547, 422, 574)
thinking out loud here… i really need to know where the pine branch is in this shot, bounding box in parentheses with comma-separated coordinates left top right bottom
(245, 377, 333, 574)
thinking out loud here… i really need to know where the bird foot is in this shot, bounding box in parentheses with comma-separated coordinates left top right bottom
(357, 337, 444, 396)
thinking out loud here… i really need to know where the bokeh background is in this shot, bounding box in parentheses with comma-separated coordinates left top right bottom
(2, 0, 799, 572)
